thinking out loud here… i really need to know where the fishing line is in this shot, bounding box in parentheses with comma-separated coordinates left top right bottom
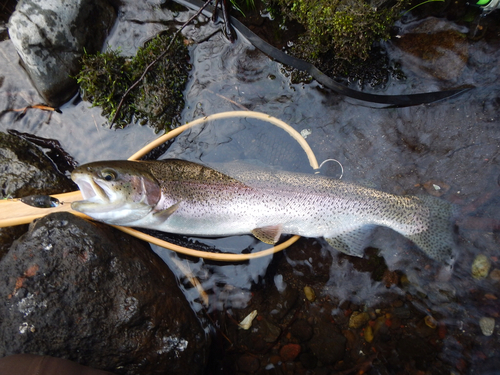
(316, 158, 344, 179)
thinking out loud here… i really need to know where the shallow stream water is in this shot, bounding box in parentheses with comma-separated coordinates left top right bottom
(1, 1, 500, 373)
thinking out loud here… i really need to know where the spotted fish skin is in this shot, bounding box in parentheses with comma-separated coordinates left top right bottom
(71, 159, 456, 263)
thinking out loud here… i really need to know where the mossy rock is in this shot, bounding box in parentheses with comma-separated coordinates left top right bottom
(272, 0, 408, 62)
(77, 32, 190, 133)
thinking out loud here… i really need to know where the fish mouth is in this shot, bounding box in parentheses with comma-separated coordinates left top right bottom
(72, 173, 110, 204)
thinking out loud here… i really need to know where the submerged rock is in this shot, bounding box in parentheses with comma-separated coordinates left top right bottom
(0, 354, 115, 375)
(479, 317, 495, 336)
(392, 18, 468, 81)
(0, 132, 75, 197)
(0, 131, 75, 259)
(472, 254, 491, 280)
(0, 212, 209, 375)
(7, 0, 116, 106)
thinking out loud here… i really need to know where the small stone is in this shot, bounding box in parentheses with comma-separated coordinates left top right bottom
(279, 344, 301, 362)
(472, 254, 491, 280)
(239, 310, 258, 330)
(479, 317, 495, 336)
(291, 319, 313, 342)
(299, 352, 317, 369)
(423, 180, 450, 197)
(303, 286, 316, 302)
(364, 325, 374, 343)
(257, 317, 281, 343)
(237, 354, 260, 373)
(424, 315, 438, 329)
(489, 268, 500, 282)
(349, 312, 370, 329)
(269, 355, 281, 365)
(309, 330, 346, 365)
(373, 316, 387, 335)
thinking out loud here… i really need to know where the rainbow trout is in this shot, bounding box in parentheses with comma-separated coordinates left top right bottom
(71, 159, 455, 262)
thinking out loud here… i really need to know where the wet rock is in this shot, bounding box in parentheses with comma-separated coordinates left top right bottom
(472, 254, 491, 279)
(303, 285, 316, 302)
(479, 317, 495, 336)
(8, 0, 116, 106)
(267, 285, 299, 323)
(364, 325, 374, 343)
(392, 305, 411, 319)
(0, 131, 75, 256)
(424, 315, 438, 329)
(0, 354, 115, 375)
(299, 352, 318, 369)
(258, 317, 282, 343)
(489, 268, 500, 282)
(396, 337, 435, 364)
(392, 18, 468, 81)
(348, 311, 370, 329)
(0, 226, 26, 261)
(238, 310, 258, 330)
(279, 343, 301, 362)
(0, 212, 209, 375)
(422, 180, 450, 197)
(291, 319, 313, 342)
(236, 355, 260, 373)
(309, 327, 346, 365)
(0, 132, 75, 197)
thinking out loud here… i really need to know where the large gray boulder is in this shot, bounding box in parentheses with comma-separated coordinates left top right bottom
(0, 212, 210, 375)
(8, 0, 116, 107)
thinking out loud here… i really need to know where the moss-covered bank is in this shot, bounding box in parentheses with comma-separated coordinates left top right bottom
(77, 32, 190, 133)
(272, 0, 408, 62)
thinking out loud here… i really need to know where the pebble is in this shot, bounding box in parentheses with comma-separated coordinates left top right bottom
(349, 312, 370, 329)
(472, 254, 491, 280)
(489, 268, 500, 282)
(364, 325, 374, 343)
(291, 319, 313, 342)
(239, 310, 258, 330)
(279, 343, 301, 362)
(237, 354, 260, 373)
(425, 315, 438, 329)
(479, 317, 495, 336)
(304, 286, 316, 302)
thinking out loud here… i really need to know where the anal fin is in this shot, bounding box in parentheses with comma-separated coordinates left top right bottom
(252, 225, 283, 244)
(325, 225, 375, 258)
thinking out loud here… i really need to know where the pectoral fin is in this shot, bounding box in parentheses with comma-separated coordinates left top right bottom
(325, 226, 375, 258)
(153, 201, 181, 220)
(252, 225, 283, 244)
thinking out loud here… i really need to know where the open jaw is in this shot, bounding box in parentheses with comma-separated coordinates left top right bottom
(73, 174, 110, 204)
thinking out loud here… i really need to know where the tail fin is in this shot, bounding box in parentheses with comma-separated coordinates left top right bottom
(406, 195, 456, 264)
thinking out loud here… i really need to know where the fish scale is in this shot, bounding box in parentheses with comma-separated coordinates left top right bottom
(71, 159, 456, 263)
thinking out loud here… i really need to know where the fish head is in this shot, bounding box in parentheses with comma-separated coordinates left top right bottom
(71, 161, 162, 225)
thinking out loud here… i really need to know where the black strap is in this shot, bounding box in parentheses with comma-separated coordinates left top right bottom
(175, 0, 473, 106)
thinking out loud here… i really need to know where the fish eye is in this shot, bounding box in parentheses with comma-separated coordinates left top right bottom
(101, 169, 116, 181)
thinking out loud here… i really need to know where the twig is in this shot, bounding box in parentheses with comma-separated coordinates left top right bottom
(110, 0, 214, 127)
(206, 89, 250, 111)
(8, 104, 61, 114)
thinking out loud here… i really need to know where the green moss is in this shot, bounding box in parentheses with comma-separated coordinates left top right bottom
(77, 32, 190, 133)
(273, 0, 408, 61)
